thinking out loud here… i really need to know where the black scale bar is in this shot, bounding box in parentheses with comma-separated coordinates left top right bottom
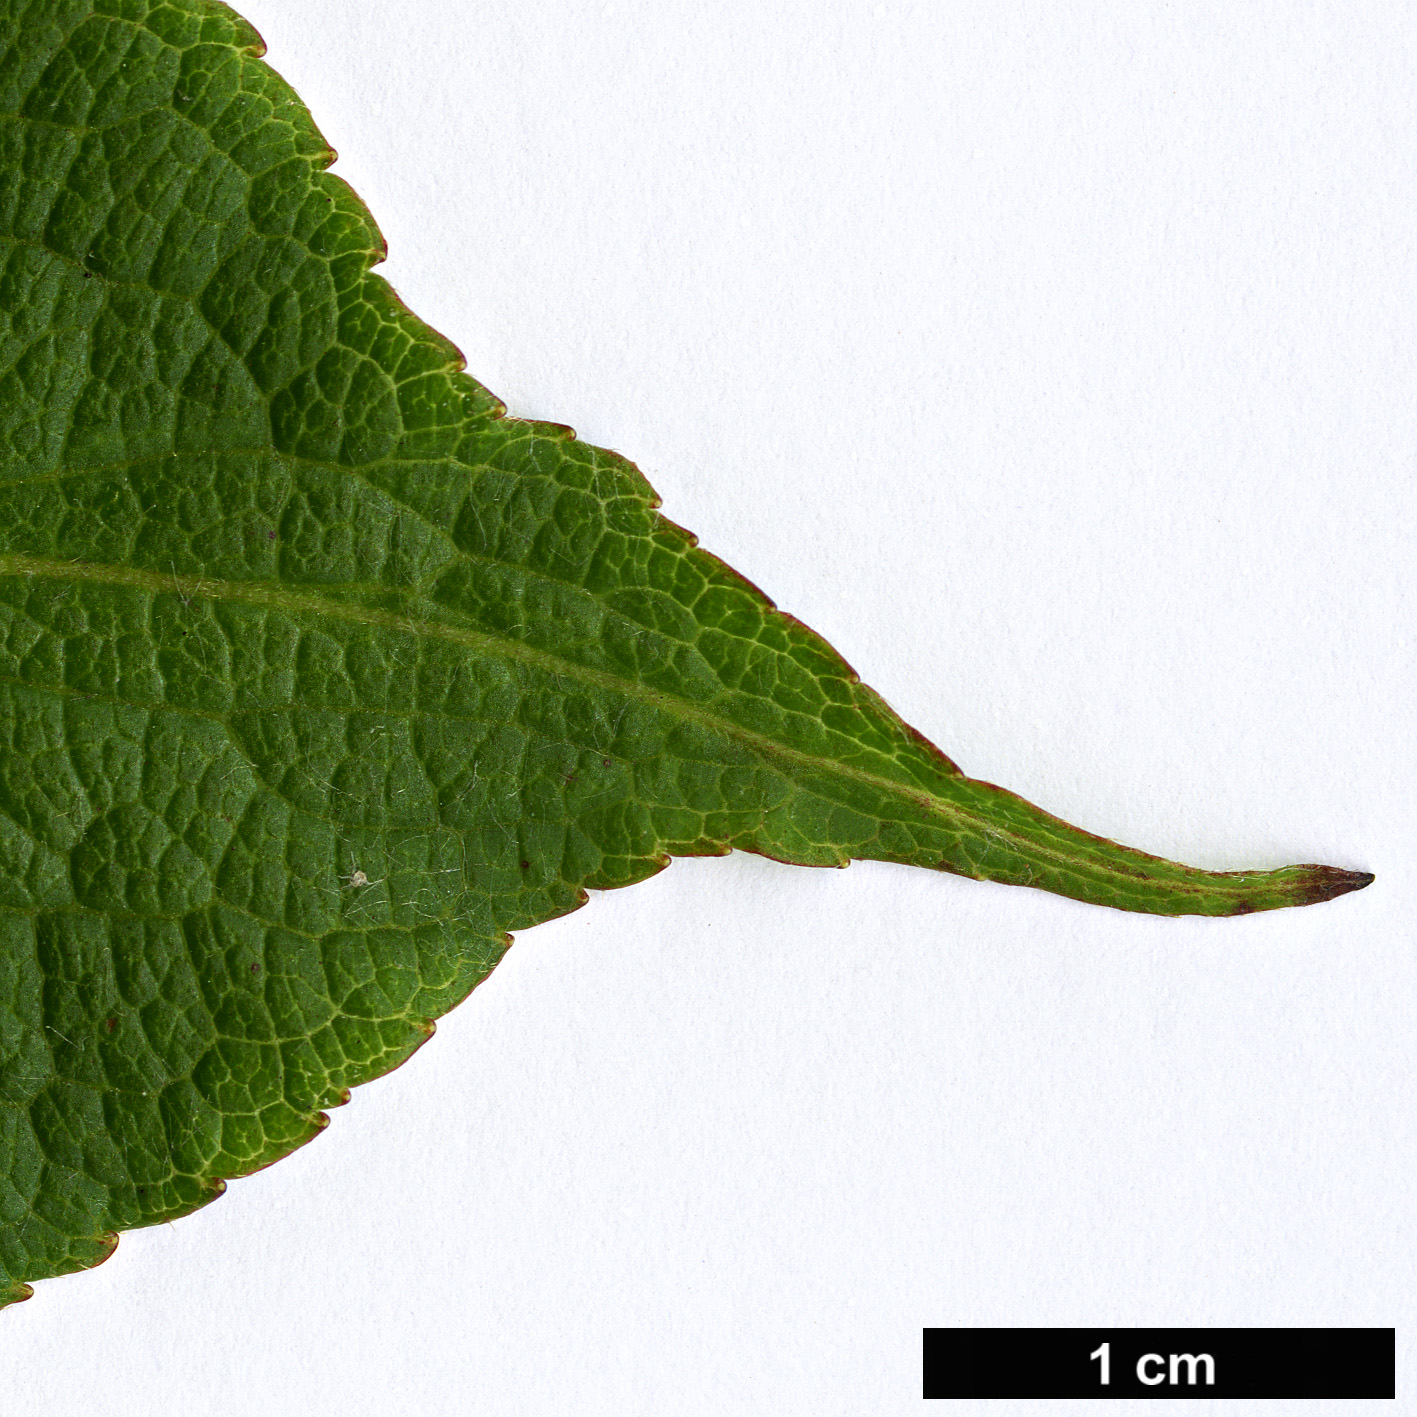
(923, 1328, 1394, 1399)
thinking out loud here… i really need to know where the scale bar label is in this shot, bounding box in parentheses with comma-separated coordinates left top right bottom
(922, 1328, 1394, 1399)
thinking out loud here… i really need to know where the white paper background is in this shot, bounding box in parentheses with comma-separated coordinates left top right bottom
(3, 2, 1412, 1412)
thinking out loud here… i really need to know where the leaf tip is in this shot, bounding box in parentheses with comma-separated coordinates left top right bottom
(1295, 865, 1375, 906)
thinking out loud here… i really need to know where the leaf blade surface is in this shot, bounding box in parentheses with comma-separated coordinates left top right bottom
(0, 0, 1369, 1305)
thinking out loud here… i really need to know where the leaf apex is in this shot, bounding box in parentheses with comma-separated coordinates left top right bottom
(1295, 865, 1375, 905)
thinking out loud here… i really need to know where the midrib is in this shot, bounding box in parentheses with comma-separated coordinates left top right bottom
(0, 550, 1172, 889)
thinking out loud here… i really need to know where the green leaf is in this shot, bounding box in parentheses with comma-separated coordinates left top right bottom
(0, 0, 1369, 1308)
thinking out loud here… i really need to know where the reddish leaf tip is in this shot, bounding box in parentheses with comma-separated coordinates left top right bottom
(1297, 866, 1375, 905)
